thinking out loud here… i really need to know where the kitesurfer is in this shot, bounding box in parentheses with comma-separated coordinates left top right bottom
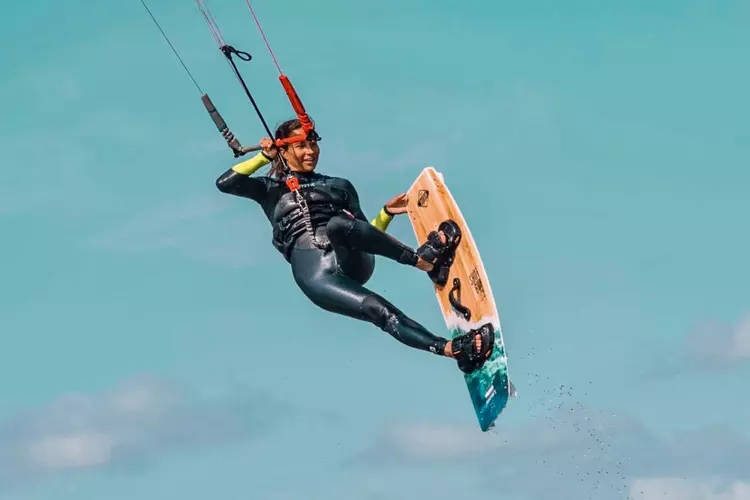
(215, 119, 494, 373)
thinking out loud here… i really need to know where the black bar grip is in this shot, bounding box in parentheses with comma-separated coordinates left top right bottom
(201, 93, 242, 152)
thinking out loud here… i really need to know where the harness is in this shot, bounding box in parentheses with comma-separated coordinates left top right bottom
(272, 180, 355, 257)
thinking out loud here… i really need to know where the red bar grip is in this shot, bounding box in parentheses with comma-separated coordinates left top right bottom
(279, 75, 314, 134)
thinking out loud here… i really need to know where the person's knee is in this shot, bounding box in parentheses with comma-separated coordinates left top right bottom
(326, 214, 355, 245)
(361, 295, 402, 330)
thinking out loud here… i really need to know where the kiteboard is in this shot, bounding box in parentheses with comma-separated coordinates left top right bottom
(406, 167, 516, 431)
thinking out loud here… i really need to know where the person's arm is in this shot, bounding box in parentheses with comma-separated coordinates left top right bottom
(339, 178, 397, 232)
(370, 206, 394, 232)
(215, 152, 272, 202)
(371, 193, 407, 232)
(233, 151, 272, 175)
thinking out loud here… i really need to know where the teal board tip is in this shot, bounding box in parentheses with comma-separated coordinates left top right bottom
(450, 326, 512, 432)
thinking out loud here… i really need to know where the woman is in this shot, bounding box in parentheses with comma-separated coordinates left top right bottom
(215, 119, 494, 374)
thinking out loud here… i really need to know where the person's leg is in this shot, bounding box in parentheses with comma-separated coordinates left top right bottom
(302, 222, 492, 371)
(325, 213, 420, 266)
(291, 246, 449, 354)
(325, 214, 461, 286)
(290, 247, 494, 371)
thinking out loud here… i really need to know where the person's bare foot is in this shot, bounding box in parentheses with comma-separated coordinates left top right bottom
(415, 258, 433, 271)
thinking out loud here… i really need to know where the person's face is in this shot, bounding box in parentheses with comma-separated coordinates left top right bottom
(280, 127, 319, 172)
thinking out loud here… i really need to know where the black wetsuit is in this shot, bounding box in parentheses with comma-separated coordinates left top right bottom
(215, 168, 449, 355)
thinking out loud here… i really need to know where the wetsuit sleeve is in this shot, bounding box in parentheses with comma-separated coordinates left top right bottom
(370, 207, 394, 231)
(232, 152, 271, 175)
(215, 152, 272, 202)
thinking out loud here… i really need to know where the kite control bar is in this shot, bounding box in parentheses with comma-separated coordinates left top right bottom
(200, 69, 321, 157)
(201, 91, 315, 158)
(199, 44, 320, 159)
(141, 0, 320, 163)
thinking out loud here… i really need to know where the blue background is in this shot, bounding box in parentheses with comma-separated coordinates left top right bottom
(1, 0, 748, 499)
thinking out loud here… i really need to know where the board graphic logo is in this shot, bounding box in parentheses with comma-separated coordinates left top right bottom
(485, 384, 496, 402)
(417, 190, 429, 207)
(469, 268, 486, 301)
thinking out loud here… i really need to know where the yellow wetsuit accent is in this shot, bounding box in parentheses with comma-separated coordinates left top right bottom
(232, 152, 271, 175)
(370, 207, 394, 232)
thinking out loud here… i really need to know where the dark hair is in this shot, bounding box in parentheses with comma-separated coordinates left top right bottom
(268, 118, 311, 179)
